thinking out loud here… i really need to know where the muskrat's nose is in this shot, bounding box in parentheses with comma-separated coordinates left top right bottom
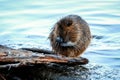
(56, 37, 63, 43)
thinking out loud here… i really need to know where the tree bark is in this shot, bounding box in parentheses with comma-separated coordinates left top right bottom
(0, 45, 88, 68)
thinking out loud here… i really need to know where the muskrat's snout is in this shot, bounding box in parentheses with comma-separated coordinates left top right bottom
(56, 37, 63, 43)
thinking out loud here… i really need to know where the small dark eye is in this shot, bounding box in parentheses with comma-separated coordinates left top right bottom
(58, 24, 63, 30)
(59, 25, 62, 28)
(66, 21, 72, 27)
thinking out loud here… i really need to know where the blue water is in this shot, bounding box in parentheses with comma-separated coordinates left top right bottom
(0, 0, 120, 79)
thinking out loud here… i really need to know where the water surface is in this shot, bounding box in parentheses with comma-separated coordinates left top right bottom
(0, 0, 120, 79)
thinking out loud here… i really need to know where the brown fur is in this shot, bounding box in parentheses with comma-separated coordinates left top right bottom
(49, 15, 91, 58)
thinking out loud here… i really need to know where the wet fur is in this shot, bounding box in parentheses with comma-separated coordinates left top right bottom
(49, 15, 91, 58)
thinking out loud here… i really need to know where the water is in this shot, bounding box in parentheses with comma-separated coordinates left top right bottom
(0, 0, 120, 79)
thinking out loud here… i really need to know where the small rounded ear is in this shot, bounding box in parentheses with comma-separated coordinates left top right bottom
(66, 20, 73, 27)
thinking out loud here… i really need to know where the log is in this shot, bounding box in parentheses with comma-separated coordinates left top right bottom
(0, 45, 88, 68)
(21, 47, 54, 54)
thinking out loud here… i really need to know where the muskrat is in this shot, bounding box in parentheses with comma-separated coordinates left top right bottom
(49, 15, 91, 58)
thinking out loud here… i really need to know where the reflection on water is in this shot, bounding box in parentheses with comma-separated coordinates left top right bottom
(0, 0, 120, 79)
(1, 64, 120, 80)
(0, 64, 91, 80)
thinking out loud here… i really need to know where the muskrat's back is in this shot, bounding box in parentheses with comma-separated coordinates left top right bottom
(49, 15, 91, 58)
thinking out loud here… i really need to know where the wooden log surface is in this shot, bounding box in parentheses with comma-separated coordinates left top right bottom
(0, 45, 88, 68)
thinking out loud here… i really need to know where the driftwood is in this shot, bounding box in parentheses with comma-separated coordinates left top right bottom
(0, 45, 88, 68)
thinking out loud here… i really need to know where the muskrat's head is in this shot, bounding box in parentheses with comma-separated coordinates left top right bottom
(50, 15, 87, 47)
